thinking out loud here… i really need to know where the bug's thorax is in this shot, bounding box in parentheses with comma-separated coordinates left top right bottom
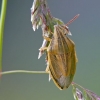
(48, 25, 73, 54)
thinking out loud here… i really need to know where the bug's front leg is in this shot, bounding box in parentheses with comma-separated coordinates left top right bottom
(38, 39, 48, 59)
(39, 36, 51, 51)
(43, 36, 51, 41)
(38, 35, 51, 59)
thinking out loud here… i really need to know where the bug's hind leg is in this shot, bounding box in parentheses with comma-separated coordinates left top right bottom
(45, 65, 52, 81)
(45, 60, 49, 72)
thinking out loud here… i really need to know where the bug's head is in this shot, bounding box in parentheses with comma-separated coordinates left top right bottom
(54, 25, 72, 36)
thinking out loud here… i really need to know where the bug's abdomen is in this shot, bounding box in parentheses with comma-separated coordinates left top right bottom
(48, 49, 76, 90)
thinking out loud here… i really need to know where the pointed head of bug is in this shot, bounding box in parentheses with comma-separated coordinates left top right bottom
(62, 25, 72, 36)
(54, 25, 72, 36)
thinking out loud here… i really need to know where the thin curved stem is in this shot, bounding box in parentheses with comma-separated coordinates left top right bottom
(72, 82, 85, 90)
(0, 70, 85, 91)
(0, 0, 7, 72)
(0, 70, 81, 88)
(0, 70, 81, 89)
(0, 70, 48, 75)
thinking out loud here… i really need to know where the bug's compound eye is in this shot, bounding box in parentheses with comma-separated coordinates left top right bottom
(62, 26, 72, 36)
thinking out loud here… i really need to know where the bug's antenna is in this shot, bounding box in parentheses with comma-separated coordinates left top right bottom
(66, 14, 80, 26)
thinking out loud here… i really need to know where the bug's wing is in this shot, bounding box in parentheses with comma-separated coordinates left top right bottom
(48, 48, 77, 90)
(48, 53, 71, 90)
(47, 25, 77, 90)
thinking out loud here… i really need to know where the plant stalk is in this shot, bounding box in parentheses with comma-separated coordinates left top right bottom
(0, 0, 7, 73)
(0, 70, 47, 75)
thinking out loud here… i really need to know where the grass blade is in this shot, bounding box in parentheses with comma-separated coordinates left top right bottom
(0, 0, 7, 76)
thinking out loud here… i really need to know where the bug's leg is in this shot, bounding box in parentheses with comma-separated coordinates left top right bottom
(38, 46, 48, 59)
(49, 73, 51, 81)
(43, 36, 51, 41)
(45, 65, 49, 72)
(45, 55, 52, 81)
(39, 47, 48, 51)
(45, 62, 52, 81)
(45, 53, 49, 72)
(45, 55, 49, 72)
(38, 32, 52, 59)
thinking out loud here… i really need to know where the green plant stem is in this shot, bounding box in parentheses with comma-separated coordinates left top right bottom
(0, 70, 47, 75)
(0, 0, 7, 71)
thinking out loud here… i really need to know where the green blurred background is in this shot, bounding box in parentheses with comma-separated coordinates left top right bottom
(0, 0, 100, 100)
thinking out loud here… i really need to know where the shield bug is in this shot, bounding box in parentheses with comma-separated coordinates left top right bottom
(39, 25, 78, 90)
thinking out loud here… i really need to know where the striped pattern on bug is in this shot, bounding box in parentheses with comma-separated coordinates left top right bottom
(40, 25, 78, 90)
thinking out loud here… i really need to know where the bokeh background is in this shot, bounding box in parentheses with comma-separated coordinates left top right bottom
(0, 0, 100, 100)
